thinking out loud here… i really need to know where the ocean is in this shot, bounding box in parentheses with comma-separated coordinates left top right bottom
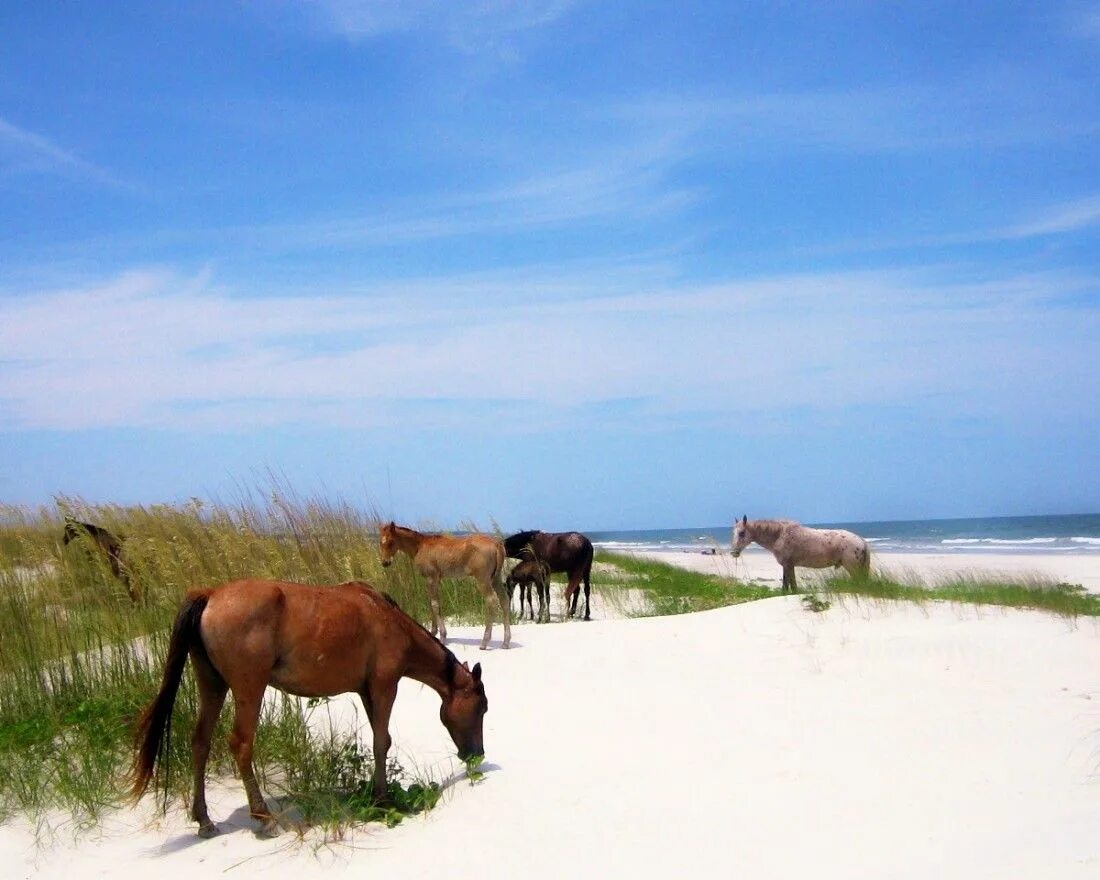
(588, 513, 1100, 555)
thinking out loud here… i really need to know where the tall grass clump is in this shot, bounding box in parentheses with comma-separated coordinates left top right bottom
(0, 486, 488, 829)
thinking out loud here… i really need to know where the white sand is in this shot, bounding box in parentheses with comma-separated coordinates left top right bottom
(3, 590, 1099, 878)
(635, 547, 1100, 593)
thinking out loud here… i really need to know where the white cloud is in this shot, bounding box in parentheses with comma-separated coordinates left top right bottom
(1, 264, 1095, 433)
(294, 0, 580, 51)
(0, 116, 127, 189)
(999, 195, 1100, 238)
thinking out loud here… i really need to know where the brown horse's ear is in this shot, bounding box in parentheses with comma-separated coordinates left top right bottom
(472, 662, 482, 682)
(387, 520, 395, 529)
(462, 660, 470, 671)
(741, 515, 747, 525)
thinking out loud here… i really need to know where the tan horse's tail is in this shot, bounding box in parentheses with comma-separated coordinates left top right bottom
(130, 589, 213, 802)
(492, 541, 506, 588)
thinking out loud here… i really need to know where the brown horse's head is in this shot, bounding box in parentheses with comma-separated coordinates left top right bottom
(731, 515, 751, 557)
(379, 521, 397, 567)
(441, 661, 487, 760)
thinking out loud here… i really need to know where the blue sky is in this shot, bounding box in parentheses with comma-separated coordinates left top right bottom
(1, 1, 1098, 529)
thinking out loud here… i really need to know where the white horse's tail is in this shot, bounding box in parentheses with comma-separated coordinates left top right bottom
(856, 541, 871, 576)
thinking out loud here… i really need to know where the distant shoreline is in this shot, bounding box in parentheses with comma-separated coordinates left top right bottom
(621, 547, 1100, 594)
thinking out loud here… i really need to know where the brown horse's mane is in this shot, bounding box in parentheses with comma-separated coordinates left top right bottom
(366, 583, 465, 687)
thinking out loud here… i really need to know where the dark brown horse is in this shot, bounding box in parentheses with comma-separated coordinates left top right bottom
(62, 516, 137, 601)
(506, 558, 551, 623)
(504, 530, 593, 620)
(131, 579, 488, 838)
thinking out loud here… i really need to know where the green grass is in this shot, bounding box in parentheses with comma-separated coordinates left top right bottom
(0, 487, 493, 832)
(818, 570, 1100, 618)
(594, 550, 774, 615)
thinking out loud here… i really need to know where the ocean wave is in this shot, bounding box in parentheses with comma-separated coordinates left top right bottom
(942, 537, 1057, 545)
(1071, 537, 1100, 545)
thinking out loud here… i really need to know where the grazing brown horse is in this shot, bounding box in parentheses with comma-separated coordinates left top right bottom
(379, 522, 510, 650)
(506, 558, 551, 623)
(131, 579, 488, 838)
(62, 516, 138, 601)
(504, 530, 593, 620)
(731, 516, 871, 592)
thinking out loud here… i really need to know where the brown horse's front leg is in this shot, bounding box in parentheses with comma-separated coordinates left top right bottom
(361, 682, 397, 805)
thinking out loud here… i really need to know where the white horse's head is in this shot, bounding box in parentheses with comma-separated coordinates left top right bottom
(731, 515, 752, 557)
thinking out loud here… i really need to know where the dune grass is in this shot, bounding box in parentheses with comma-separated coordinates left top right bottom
(0, 489, 491, 831)
(595, 550, 1100, 620)
(818, 570, 1100, 618)
(594, 550, 774, 615)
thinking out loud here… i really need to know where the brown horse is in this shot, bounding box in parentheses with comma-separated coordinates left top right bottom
(379, 522, 510, 650)
(504, 530, 593, 620)
(731, 516, 871, 592)
(62, 516, 138, 601)
(506, 558, 551, 623)
(131, 579, 488, 838)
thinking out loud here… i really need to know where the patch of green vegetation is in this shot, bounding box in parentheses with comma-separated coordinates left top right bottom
(0, 486, 482, 830)
(820, 572, 1100, 618)
(595, 551, 773, 616)
(464, 753, 486, 784)
(801, 593, 832, 613)
(268, 728, 442, 832)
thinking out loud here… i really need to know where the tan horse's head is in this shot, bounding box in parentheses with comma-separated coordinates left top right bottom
(379, 521, 397, 567)
(731, 515, 751, 557)
(441, 660, 487, 760)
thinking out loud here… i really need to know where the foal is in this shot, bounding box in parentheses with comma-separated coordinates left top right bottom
(379, 522, 511, 649)
(506, 558, 551, 623)
(131, 579, 488, 837)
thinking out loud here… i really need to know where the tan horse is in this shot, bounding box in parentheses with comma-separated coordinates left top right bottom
(731, 516, 870, 592)
(131, 579, 488, 838)
(379, 522, 510, 650)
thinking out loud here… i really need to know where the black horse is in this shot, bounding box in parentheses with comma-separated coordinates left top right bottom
(63, 517, 136, 600)
(503, 530, 593, 620)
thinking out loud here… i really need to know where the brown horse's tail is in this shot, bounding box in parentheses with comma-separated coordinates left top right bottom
(130, 589, 212, 802)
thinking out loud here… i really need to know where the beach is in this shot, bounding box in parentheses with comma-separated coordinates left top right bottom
(3, 558, 1099, 878)
(631, 547, 1100, 594)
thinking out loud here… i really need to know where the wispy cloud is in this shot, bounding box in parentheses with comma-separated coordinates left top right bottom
(292, 0, 581, 52)
(0, 116, 127, 189)
(999, 195, 1100, 239)
(794, 194, 1100, 260)
(617, 74, 1100, 157)
(1, 264, 1095, 433)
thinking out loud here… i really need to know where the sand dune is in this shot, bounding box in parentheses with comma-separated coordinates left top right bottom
(3, 589, 1098, 879)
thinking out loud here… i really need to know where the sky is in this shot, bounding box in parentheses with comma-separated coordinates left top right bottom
(1, 1, 1098, 530)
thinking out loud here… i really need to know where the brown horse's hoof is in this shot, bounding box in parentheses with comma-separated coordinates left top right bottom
(197, 822, 220, 838)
